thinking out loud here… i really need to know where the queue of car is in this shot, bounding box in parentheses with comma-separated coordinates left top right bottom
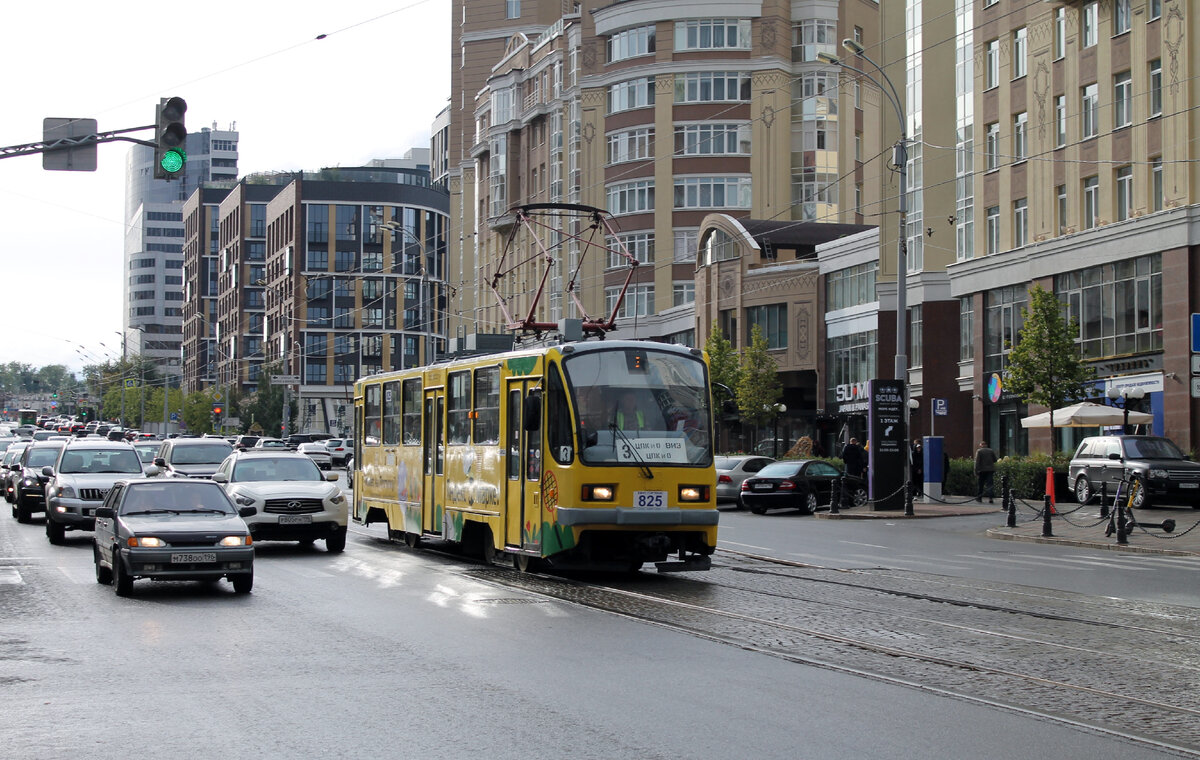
(2, 416, 353, 599)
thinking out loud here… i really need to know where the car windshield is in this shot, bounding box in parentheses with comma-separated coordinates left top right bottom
(1123, 437, 1185, 460)
(169, 443, 233, 464)
(133, 446, 159, 463)
(232, 457, 322, 482)
(258, 440, 286, 448)
(714, 457, 741, 470)
(756, 462, 803, 478)
(119, 482, 234, 514)
(27, 448, 63, 468)
(59, 449, 143, 474)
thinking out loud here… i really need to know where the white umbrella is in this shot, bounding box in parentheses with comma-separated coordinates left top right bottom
(1019, 401, 1152, 428)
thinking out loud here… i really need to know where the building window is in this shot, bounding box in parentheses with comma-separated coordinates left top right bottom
(792, 168, 837, 219)
(505, 0, 519, 19)
(1055, 95, 1067, 148)
(675, 18, 751, 51)
(608, 77, 655, 113)
(983, 286, 1027, 374)
(986, 206, 1000, 254)
(1081, 83, 1099, 139)
(1116, 166, 1133, 222)
(608, 24, 655, 62)
(825, 331, 877, 405)
(1152, 157, 1163, 211)
(672, 281, 695, 307)
(853, 25, 862, 45)
(1056, 254, 1163, 358)
(1114, 71, 1132, 128)
(1057, 184, 1069, 233)
(985, 39, 999, 89)
(959, 296, 974, 363)
(605, 284, 654, 318)
(606, 232, 653, 268)
(956, 205, 973, 261)
(985, 122, 999, 171)
(1012, 27, 1027, 79)
(826, 260, 878, 311)
(792, 19, 836, 62)
(674, 71, 752, 103)
(910, 304, 923, 368)
(1082, 2, 1099, 48)
(855, 131, 862, 161)
(1150, 59, 1162, 117)
(674, 123, 750, 156)
(674, 229, 698, 263)
(306, 361, 327, 385)
(1114, 0, 1131, 35)
(1150, 0, 1162, 21)
(606, 179, 655, 215)
(1083, 176, 1100, 229)
(1054, 8, 1066, 60)
(746, 304, 787, 349)
(673, 176, 752, 209)
(1014, 198, 1028, 248)
(608, 127, 653, 164)
(1013, 112, 1027, 160)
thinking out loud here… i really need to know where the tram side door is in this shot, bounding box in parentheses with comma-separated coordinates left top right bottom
(423, 388, 444, 534)
(504, 380, 542, 551)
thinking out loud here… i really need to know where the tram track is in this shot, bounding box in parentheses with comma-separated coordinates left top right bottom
(460, 546, 1200, 757)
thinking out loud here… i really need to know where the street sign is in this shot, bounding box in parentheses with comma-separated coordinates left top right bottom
(211, 390, 224, 402)
(270, 375, 300, 385)
(1193, 313, 1200, 352)
(1192, 378, 1200, 399)
(124, 379, 136, 389)
(932, 398, 949, 416)
(1192, 355, 1200, 376)
(42, 117, 98, 171)
(170, 412, 179, 422)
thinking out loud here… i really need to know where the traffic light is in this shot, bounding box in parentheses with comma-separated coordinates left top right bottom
(154, 96, 187, 179)
(51, 392, 58, 399)
(212, 403, 223, 416)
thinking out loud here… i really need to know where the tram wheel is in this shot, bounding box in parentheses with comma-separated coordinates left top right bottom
(513, 553, 539, 573)
(404, 531, 421, 549)
(481, 540, 498, 565)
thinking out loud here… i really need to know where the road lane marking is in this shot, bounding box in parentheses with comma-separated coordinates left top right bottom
(0, 568, 21, 584)
(841, 541, 889, 549)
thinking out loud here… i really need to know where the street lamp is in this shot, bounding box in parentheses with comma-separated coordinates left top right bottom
(1106, 386, 1146, 434)
(820, 40, 910, 504)
(772, 402, 787, 458)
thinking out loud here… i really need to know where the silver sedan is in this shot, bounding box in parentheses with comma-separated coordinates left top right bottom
(715, 455, 776, 508)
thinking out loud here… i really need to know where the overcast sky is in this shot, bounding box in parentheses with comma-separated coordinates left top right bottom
(0, 0, 449, 375)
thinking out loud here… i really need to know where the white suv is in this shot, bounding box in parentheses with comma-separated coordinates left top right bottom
(213, 450, 348, 552)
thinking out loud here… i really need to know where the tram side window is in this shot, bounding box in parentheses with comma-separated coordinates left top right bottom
(473, 367, 500, 444)
(401, 378, 421, 445)
(382, 380, 401, 445)
(447, 370, 471, 444)
(547, 364, 573, 464)
(364, 384, 382, 446)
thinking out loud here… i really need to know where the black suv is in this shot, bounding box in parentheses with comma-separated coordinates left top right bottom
(13, 441, 66, 522)
(1068, 435, 1200, 509)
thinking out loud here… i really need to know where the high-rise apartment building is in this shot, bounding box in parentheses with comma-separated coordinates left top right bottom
(124, 124, 239, 378)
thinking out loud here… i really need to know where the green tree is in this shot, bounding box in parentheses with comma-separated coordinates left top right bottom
(705, 320, 742, 395)
(1004, 284, 1095, 443)
(238, 363, 294, 437)
(183, 390, 218, 434)
(736, 324, 783, 427)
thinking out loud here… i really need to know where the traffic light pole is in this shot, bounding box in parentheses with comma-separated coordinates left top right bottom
(0, 124, 155, 161)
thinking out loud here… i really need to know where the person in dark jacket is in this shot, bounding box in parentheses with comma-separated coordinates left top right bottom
(910, 439, 924, 496)
(974, 440, 998, 503)
(841, 437, 865, 479)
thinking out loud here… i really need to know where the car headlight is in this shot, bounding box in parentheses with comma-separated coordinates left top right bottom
(235, 494, 258, 506)
(22, 477, 35, 487)
(329, 492, 345, 505)
(128, 536, 166, 547)
(56, 484, 76, 498)
(1148, 468, 1169, 479)
(581, 484, 615, 501)
(219, 535, 249, 546)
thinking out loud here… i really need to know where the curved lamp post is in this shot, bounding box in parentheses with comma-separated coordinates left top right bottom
(1106, 386, 1146, 434)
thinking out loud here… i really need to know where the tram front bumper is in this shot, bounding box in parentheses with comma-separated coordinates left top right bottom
(555, 507, 719, 526)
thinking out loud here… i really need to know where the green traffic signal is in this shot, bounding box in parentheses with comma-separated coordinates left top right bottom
(160, 147, 186, 174)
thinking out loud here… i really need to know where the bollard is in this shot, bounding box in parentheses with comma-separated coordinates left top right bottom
(1099, 481, 1109, 519)
(904, 481, 914, 517)
(1116, 500, 1129, 545)
(830, 476, 841, 515)
(1042, 494, 1054, 537)
(1006, 481, 1017, 529)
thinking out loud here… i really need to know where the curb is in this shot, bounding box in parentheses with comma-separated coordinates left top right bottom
(985, 527, 1198, 556)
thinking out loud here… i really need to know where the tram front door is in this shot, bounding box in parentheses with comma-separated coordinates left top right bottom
(504, 380, 542, 552)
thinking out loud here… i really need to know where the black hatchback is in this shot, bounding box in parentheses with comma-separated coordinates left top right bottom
(1069, 435, 1200, 509)
(740, 460, 867, 514)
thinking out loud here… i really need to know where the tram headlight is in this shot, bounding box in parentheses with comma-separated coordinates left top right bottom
(582, 484, 615, 501)
(678, 485, 709, 502)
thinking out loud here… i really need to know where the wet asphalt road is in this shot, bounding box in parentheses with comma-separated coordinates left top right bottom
(0, 495, 1191, 759)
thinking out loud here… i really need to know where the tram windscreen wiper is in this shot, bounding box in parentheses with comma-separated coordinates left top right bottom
(610, 422, 653, 479)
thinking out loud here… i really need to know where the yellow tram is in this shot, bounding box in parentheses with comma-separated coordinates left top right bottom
(351, 340, 718, 572)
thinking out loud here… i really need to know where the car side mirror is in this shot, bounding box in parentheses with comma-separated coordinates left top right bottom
(154, 457, 167, 467)
(41, 466, 54, 477)
(211, 472, 229, 484)
(1108, 452, 1121, 461)
(94, 507, 114, 519)
(238, 506, 257, 518)
(325, 472, 339, 482)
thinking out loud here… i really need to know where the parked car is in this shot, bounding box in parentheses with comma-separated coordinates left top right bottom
(13, 441, 67, 522)
(213, 450, 348, 552)
(298, 441, 333, 470)
(740, 459, 868, 514)
(714, 455, 775, 506)
(3, 441, 31, 506)
(252, 438, 288, 450)
(1069, 434, 1200, 509)
(324, 438, 350, 467)
(43, 440, 148, 545)
(153, 438, 234, 479)
(92, 479, 256, 596)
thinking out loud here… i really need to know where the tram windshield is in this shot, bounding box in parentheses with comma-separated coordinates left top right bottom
(565, 347, 712, 466)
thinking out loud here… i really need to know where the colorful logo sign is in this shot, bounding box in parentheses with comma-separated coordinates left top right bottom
(987, 373, 1003, 403)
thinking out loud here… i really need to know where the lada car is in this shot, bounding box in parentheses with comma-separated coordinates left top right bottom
(1069, 434, 1200, 509)
(92, 479, 256, 596)
(43, 440, 148, 545)
(213, 450, 348, 553)
(153, 438, 234, 479)
(14, 441, 66, 522)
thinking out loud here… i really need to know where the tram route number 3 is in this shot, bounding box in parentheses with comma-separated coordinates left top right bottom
(633, 491, 668, 510)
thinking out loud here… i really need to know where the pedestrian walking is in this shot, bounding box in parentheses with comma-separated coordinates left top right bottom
(974, 440, 998, 503)
(910, 439, 924, 496)
(841, 437, 865, 479)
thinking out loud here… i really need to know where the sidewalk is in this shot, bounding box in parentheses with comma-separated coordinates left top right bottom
(816, 495, 1200, 556)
